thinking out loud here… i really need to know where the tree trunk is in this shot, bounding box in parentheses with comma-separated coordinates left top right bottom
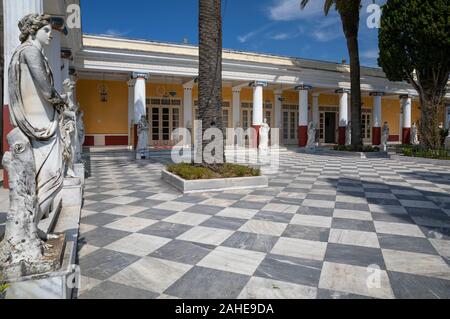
(419, 96, 441, 150)
(346, 34, 363, 149)
(198, 0, 224, 166)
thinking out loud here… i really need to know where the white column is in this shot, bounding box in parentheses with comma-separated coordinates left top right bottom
(274, 90, 283, 129)
(370, 92, 384, 145)
(232, 87, 241, 127)
(312, 93, 320, 127)
(337, 89, 349, 127)
(401, 95, 412, 129)
(45, 30, 63, 93)
(3, 0, 44, 105)
(400, 94, 412, 144)
(132, 72, 149, 122)
(251, 81, 267, 127)
(127, 79, 135, 146)
(183, 84, 193, 129)
(295, 84, 312, 147)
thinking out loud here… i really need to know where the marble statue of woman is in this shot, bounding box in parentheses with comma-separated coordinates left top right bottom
(137, 115, 149, 157)
(381, 122, 390, 151)
(345, 121, 352, 146)
(7, 14, 65, 221)
(410, 123, 419, 145)
(259, 118, 270, 151)
(306, 121, 316, 149)
(1, 14, 66, 277)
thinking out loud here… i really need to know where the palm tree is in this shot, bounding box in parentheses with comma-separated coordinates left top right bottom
(198, 0, 225, 166)
(301, 0, 363, 149)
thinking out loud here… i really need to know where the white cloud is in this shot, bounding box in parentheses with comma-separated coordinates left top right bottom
(268, 0, 326, 21)
(270, 33, 290, 40)
(104, 29, 129, 37)
(362, 49, 379, 59)
(237, 24, 274, 43)
(312, 30, 342, 42)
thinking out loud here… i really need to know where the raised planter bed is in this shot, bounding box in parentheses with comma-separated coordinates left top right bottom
(162, 169, 269, 193)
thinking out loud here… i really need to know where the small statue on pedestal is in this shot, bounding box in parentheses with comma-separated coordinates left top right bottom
(345, 121, 352, 146)
(137, 115, 149, 158)
(61, 79, 78, 177)
(76, 107, 85, 163)
(410, 123, 419, 145)
(381, 122, 390, 152)
(259, 118, 270, 153)
(306, 122, 317, 149)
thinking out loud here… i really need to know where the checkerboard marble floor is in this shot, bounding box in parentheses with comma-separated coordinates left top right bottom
(70, 149, 450, 298)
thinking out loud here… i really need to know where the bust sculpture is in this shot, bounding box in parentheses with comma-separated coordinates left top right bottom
(381, 122, 390, 151)
(307, 121, 317, 149)
(410, 122, 419, 145)
(259, 118, 270, 151)
(0, 14, 66, 277)
(137, 115, 149, 154)
(345, 121, 352, 146)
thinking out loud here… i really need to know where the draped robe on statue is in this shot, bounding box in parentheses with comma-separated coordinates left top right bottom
(8, 42, 65, 221)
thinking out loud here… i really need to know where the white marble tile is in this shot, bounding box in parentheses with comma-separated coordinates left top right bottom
(177, 226, 234, 246)
(200, 198, 237, 207)
(239, 220, 287, 237)
(78, 243, 100, 258)
(333, 209, 372, 221)
(271, 238, 327, 261)
(336, 196, 368, 204)
(262, 203, 299, 214)
(369, 205, 408, 215)
(374, 221, 425, 238)
(148, 193, 180, 201)
(241, 195, 273, 203)
(382, 249, 450, 280)
(291, 215, 332, 228)
(101, 189, 136, 196)
(102, 196, 140, 205)
(78, 276, 102, 295)
(329, 229, 380, 248)
(429, 239, 450, 259)
(319, 262, 395, 299)
(302, 199, 335, 209)
(163, 212, 211, 226)
(105, 233, 171, 256)
(104, 217, 158, 232)
(198, 246, 266, 276)
(154, 201, 195, 212)
(79, 223, 97, 234)
(238, 277, 317, 299)
(216, 207, 259, 220)
(110, 257, 192, 293)
(102, 205, 148, 217)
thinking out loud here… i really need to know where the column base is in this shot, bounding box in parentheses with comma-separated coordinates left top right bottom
(402, 127, 411, 145)
(252, 125, 261, 148)
(338, 127, 346, 146)
(3, 105, 13, 189)
(372, 127, 381, 146)
(298, 126, 308, 147)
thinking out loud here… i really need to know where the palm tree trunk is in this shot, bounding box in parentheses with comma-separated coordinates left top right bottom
(346, 34, 363, 149)
(198, 0, 224, 166)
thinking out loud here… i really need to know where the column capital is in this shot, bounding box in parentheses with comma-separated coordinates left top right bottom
(370, 92, 385, 97)
(183, 84, 194, 91)
(335, 88, 351, 94)
(127, 79, 136, 87)
(232, 87, 242, 94)
(132, 72, 150, 80)
(249, 81, 268, 88)
(295, 84, 313, 91)
(312, 92, 320, 98)
(399, 94, 412, 100)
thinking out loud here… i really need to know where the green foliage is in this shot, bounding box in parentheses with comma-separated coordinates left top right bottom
(167, 163, 261, 180)
(0, 275, 9, 297)
(333, 145, 380, 152)
(378, 0, 450, 83)
(440, 127, 449, 146)
(402, 146, 450, 160)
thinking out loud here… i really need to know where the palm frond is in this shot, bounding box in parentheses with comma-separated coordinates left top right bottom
(300, 0, 336, 16)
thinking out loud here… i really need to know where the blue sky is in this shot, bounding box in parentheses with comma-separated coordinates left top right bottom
(80, 0, 385, 67)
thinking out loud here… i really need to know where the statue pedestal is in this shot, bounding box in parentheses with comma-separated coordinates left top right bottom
(74, 162, 85, 185)
(61, 178, 82, 208)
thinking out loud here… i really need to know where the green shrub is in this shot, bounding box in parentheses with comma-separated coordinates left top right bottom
(167, 163, 261, 180)
(333, 145, 380, 152)
(401, 146, 450, 160)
